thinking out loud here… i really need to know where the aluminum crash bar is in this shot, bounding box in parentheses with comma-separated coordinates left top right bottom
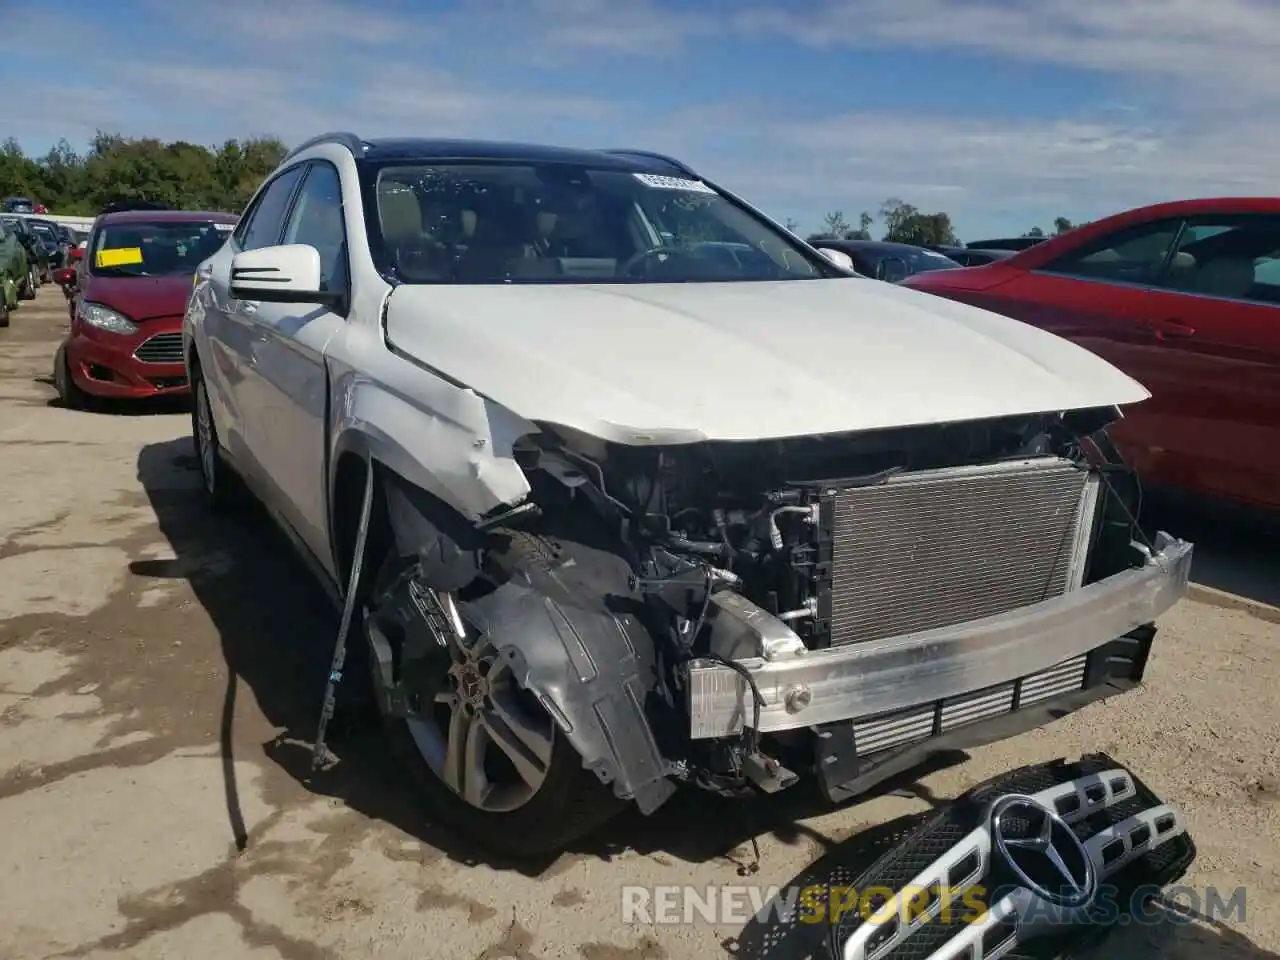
(687, 532, 1193, 738)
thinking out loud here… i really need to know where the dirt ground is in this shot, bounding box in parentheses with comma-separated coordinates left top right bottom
(1, 285, 1277, 960)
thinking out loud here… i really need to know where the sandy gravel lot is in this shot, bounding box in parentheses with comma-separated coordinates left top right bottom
(1, 285, 1277, 960)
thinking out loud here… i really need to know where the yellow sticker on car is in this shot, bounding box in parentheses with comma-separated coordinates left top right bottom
(96, 247, 144, 268)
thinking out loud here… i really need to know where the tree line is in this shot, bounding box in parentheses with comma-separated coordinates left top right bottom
(1, 133, 1085, 246)
(803, 201, 1085, 247)
(0, 133, 288, 216)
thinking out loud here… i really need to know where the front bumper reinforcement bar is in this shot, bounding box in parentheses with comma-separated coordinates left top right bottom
(687, 532, 1192, 738)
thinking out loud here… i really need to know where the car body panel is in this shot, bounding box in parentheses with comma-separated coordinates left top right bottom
(383, 275, 1150, 444)
(904, 196, 1280, 509)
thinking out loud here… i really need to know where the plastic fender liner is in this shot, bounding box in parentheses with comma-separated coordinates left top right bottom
(465, 537, 679, 815)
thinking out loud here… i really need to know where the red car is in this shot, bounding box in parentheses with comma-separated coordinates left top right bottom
(903, 197, 1280, 511)
(54, 210, 238, 408)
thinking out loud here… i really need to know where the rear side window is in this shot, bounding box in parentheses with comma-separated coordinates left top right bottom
(1041, 219, 1184, 285)
(1157, 214, 1280, 305)
(236, 166, 306, 252)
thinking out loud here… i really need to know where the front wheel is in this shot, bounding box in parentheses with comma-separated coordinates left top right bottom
(53, 344, 92, 409)
(19, 265, 36, 300)
(364, 536, 625, 857)
(190, 366, 245, 511)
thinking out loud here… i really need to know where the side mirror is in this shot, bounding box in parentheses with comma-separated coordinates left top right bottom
(816, 247, 856, 271)
(875, 257, 909, 283)
(230, 244, 334, 305)
(53, 266, 77, 286)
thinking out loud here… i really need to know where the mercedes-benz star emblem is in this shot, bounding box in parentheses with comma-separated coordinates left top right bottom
(990, 794, 1098, 908)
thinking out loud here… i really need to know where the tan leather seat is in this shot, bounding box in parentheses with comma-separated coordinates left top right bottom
(1194, 258, 1255, 299)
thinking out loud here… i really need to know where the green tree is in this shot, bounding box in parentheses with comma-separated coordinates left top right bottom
(1023, 225, 1045, 238)
(0, 132, 289, 215)
(848, 211, 874, 240)
(879, 198, 957, 246)
(1053, 217, 1076, 235)
(821, 211, 851, 238)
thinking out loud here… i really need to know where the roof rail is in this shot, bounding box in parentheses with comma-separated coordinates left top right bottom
(601, 149, 699, 178)
(284, 132, 366, 163)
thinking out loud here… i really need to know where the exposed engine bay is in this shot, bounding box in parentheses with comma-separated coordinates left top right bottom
(491, 406, 1147, 797)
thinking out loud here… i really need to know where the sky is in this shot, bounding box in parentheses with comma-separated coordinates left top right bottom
(2, 0, 1276, 239)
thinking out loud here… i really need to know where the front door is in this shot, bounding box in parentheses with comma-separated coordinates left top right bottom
(241, 160, 351, 577)
(983, 217, 1190, 483)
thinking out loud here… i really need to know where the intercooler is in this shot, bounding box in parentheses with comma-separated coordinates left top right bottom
(822, 457, 1100, 647)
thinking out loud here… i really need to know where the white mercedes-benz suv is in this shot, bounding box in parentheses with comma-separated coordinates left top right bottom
(183, 132, 1192, 857)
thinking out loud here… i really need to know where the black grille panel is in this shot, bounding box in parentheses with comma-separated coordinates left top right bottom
(134, 332, 184, 364)
(827, 458, 1096, 646)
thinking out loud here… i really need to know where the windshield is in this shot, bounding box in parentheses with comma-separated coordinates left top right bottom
(89, 219, 233, 277)
(370, 163, 828, 284)
(5, 200, 33, 213)
(31, 223, 57, 242)
(903, 248, 962, 273)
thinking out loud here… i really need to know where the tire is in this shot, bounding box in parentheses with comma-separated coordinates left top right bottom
(0, 296, 9, 329)
(364, 530, 626, 858)
(53, 344, 92, 409)
(19, 265, 36, 300)
(190, 364, 246, 511)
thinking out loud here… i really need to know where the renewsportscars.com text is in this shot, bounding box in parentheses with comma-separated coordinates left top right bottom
(620, 884, 1247, 927)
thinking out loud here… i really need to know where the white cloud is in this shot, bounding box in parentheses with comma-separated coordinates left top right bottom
(733, 0, 1280, 112)
(5, 0, 1277, 236)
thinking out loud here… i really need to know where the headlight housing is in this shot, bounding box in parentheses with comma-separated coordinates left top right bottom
(78, 301, 138, 335)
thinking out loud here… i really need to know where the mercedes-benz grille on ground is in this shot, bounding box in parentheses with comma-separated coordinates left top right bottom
(824, 754, 1196, 960)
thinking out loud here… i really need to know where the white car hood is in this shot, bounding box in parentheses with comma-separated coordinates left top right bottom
(384, 278, 1149, 444)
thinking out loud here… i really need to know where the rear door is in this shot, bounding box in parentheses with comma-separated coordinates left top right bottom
(196, 164, 306, 478)
(1130, 213, 1280, 508)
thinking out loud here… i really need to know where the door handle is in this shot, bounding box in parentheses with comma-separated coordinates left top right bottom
(1144, 317, 1196, 340)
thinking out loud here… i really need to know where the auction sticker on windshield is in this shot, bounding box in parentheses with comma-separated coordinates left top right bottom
(633, 173, 716, 194)
(214, 223, 234, 232)
(96, 247, 144, 268)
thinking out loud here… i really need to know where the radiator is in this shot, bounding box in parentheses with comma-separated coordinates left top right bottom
(826, 457, 1099, 647)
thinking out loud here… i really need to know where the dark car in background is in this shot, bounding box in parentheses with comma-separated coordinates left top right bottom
(0, 216, 45, 292)
(807, 237, 962, 281)
(0, 218, 34, 326)
(54, 209, 238, 408)
(931, 244, 1017, 267)
(2, 196, 36, 214)
(26, 218, 69, 277)
(964, 235, 1046, 251)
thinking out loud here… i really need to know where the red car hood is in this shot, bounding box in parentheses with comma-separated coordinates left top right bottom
(82, 275, 192, 322)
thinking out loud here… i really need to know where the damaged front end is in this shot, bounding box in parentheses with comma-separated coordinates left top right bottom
(458, 406, 1192, 809)
(364, 404, 1191, 836)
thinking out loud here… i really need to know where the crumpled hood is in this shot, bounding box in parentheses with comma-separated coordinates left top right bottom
(384, 278, 1150, 444)
(82, 275, 192, 322)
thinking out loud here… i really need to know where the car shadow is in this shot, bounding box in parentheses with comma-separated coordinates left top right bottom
(1143, 489, 1280, 610)
(131, 436, 970, 879)
(42, 385, 191, 416)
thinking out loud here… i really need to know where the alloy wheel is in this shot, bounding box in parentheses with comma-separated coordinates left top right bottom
(396, 594, 555, 813)
(195, 380, 217, 496)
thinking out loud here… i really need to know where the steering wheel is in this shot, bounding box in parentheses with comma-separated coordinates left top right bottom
(620, 246, 689, 277)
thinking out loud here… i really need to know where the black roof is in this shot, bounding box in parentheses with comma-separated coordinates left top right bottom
(809, 238, 932, 257)
(359, 137, 691, 175)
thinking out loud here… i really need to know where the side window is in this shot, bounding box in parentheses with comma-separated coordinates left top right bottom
(281, 162, 348, 294)
(1040, 219, 1184, 285)
(1155, 214, 1280, 305)
(237, 166, 306, 252)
